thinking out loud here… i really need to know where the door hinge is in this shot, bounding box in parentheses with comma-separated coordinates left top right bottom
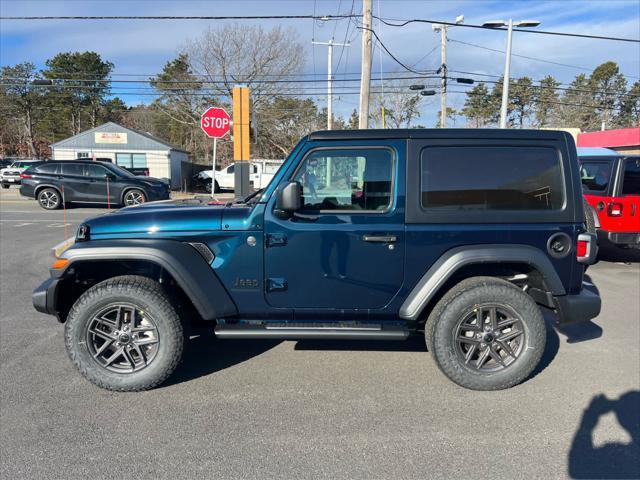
(267, 278, 288, 292)
(266, 233, 287, 247)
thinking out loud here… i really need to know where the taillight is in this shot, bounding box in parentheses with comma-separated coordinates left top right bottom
(608, 202, 623, 216)
(576, 240, 588, 258)
(20, 173, 32, 179)
(576, 233, 596, 264)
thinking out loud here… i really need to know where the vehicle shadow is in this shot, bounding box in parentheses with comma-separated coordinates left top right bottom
(568, 391, 640, 479)
(597, 243, 640, 263)
(294, 333, 428, 352)
(164, 330, 281, 387)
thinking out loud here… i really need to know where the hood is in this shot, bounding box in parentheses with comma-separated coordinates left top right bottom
(84, 197, 227, 238)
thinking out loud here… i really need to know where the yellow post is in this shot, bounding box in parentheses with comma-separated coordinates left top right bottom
(233, 86, 250, 161)
(381, 105, 386, 129)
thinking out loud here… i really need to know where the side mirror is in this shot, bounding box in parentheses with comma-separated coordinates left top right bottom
(104, 173, 116, 181)
(276, 181, 302, 215)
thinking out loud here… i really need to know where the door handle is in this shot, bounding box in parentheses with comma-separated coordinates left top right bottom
(362, 234, 397, 243)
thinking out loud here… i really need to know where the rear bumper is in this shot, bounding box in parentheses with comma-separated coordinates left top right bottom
(1, 176, 21, 184)
(606, 231, 640, 248)
(32, 277, 59, 316)
(553, 284, 601, 326)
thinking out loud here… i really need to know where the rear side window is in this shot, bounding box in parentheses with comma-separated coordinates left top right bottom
(61, 164, 84, 176)
(622, 159, 640, 195)
(421, 146, 563, 210)
(35, 163, 58, 174)
(580, 162, 612, 193)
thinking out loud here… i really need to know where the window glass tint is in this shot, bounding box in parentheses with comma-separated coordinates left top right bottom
(622, 158, 640, 195)
(293, 148, 393, 211)
(421, 146, 563, 210)
(132, 153, 147, 168)
(580, 162, 612, 192)
(116, 153, 132, 168)
(84, 164, 108, 178)
(61, 163, 83, 176)
(36, 163, 58, 174)
(227, 164, 235, 173)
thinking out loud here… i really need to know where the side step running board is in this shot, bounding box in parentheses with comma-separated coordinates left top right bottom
(214, 323, 409, 341)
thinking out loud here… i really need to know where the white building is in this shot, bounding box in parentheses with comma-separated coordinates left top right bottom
(50, 122, 190, 189)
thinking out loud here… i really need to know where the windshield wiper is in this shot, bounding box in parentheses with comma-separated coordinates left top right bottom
(233, 188, 264, 205)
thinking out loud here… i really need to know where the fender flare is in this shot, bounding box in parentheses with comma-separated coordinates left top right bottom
(34, 183, 63, 198)
(59, 239, 237, 320)
(399, 244, 566, 321)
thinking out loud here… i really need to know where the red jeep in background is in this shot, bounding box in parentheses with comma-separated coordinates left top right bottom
(578, 147, 640, 249)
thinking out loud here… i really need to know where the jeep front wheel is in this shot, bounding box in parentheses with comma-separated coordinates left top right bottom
(426, 276, 546, 390)
(64, 275, 184, 391)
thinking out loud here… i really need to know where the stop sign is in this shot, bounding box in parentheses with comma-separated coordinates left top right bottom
(201, 107, 231, 138)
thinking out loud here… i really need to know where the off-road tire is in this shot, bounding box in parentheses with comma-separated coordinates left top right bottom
(37, 187, 61, 210)
(425, 276, 546, 390)
(64, 275, 184, 391)
(583, 198, 597, 235)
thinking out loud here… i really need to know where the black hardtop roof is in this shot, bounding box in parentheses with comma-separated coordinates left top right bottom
(307, 128, 572, 141)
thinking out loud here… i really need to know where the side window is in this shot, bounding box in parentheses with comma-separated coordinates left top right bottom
(292, 148, 393, 211)
(36, 163, 58, 174)
(253, 165, 258, 174)
(84, 164, 108, 178)
(61, 163, 83, 176)
(580, 162, 612, 193)
(421, 146, 563, 210)
(622, 158, 640, 195)
(227, 164, 235, 174)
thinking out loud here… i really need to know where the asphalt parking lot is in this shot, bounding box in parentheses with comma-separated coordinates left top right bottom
(1, 185, 639, 479)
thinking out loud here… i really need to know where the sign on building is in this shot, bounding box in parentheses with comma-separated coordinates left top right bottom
(95, 132, 128, 144)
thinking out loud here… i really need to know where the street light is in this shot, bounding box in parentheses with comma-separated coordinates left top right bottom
(482, 19, 541, 128)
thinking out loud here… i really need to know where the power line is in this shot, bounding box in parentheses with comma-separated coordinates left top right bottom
(4, 13, 637, 43)
(448, 38, 640, 79)
(374, 16, 640, 43)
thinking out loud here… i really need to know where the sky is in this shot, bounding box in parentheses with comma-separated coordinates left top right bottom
(1, 0, 639, 126)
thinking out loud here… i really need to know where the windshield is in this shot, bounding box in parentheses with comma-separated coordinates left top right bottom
(103, 162, 135, 178)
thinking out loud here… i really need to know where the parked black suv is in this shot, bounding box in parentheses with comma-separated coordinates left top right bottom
(20, 160, 170, 209)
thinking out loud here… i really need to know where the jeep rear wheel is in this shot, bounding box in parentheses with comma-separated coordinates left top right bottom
(64, 275, 184, 391)
(426, 276, 546, 390)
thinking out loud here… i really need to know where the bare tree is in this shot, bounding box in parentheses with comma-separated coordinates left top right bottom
(370, 77, 431, 128)
(183, 23, 305, 108)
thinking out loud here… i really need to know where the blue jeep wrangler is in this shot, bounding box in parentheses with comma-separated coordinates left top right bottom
(33, 129, 601, 391)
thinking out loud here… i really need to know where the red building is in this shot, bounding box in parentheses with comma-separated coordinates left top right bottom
(577, 127, 640, 155)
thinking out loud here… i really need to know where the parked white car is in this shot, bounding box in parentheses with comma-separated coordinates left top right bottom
(200, 160, 283, 192)
(1, 160, 42, 188)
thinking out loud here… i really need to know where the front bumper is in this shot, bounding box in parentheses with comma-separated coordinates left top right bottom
(606, 231, 640, 248)
(553, 284, 601, 326)
(32, 277, 60, 316)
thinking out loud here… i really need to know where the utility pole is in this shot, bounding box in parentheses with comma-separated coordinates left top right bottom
(359, 0, 372, 129)
(433, 16, 464, 128)
(439, 25, 447, 129)
(313, 38, 350, 130)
